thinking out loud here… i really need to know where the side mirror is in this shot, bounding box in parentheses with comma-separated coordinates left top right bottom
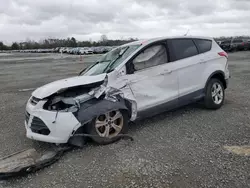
(126, 62, 135, 74)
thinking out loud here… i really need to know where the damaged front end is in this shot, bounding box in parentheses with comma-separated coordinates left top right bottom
(26, 74, 137, 147)
(1, 75, 137, 180)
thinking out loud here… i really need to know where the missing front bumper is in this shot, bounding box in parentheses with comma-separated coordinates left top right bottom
(0, 146, 71, 180)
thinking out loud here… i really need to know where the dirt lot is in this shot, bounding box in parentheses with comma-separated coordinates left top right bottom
(0, 52, 249, 188)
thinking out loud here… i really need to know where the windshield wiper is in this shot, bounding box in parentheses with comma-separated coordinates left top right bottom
(78, 62, 98, 76)
(104, 47, 129, 73)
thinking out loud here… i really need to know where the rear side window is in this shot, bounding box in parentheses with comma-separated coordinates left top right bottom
(169, 39, 198, 61)
(194, 39, 212, 53)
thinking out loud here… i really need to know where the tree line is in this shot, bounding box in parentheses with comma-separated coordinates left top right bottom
(0, 35, 138, 51)
(1, 35, 250, 51)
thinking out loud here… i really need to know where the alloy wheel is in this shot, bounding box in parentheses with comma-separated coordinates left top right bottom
(95, 110, 123, 138)
(211, 82, 223, 104)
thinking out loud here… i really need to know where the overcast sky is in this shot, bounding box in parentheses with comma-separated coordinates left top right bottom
(0, 0, 250, 44)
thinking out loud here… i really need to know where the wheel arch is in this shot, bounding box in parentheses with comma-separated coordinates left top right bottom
(68, 98, 131, 147)
(205, 71, 227, 89)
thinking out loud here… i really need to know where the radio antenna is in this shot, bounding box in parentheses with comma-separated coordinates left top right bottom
(184, 29, 190, 36)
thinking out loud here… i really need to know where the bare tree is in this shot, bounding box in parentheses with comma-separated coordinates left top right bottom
(100, 34, 108, 42)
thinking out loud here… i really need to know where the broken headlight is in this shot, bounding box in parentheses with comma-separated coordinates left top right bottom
(44, 96, 75, 111)
(29, 96, 40, 106)
(44, 93, 93, 112)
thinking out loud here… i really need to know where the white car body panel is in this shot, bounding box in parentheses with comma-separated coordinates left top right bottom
(200, 40, 228, 88)
(177, 39, 228, 98)
(26, 100, 80, 143)
(175, 54, 205, 97)
(125, 62, 178, 112)
(32, 74, 106, 99)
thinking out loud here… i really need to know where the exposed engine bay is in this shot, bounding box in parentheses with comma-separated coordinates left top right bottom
(42, 77, 135, 119)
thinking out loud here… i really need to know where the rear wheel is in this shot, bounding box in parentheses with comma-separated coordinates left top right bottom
(86, 110, 128, 145)
(204, 78, 225, 109)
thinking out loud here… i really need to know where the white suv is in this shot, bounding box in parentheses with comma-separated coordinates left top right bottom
(25, 36, 229, 146)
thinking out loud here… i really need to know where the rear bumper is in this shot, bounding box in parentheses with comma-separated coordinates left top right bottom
(225, 78, 229, 88)
(225, 68, 230, 88)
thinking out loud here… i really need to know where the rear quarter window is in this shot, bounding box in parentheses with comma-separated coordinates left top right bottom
(194, 39, 212, 53)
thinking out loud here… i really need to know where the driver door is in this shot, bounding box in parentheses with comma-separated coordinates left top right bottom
(125, 43, 179, 118)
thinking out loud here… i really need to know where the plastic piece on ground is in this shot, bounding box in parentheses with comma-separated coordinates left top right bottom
(0, 146, 71, 180)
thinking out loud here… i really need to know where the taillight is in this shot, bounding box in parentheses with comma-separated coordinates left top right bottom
(218, 52, 228, 58)
(242, 42, 245, 46)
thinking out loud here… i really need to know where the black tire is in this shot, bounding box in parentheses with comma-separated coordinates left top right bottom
(86, 110, 128, 145)
(204, 78, 225, 109)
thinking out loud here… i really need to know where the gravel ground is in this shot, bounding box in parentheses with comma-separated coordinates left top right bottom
(0, 52, 249, 188)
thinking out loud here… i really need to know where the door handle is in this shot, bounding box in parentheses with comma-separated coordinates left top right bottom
(160, 70, 172, 75)
(200, 59, 206, 64)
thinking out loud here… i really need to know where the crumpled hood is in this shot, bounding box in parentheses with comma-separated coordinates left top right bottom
(32, 73, 107, 99)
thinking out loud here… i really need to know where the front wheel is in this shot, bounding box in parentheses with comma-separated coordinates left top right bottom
(204, 78, 225, 109)
(86, 110, 128, 145)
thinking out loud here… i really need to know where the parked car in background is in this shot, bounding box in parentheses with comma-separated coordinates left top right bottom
(230, 38, 250, 51)
(79, 47, 93, 55)
(220, 40, 232, 52)
(104, 46, 113, 52)
(70, 48, 78, 55)
(93, 47, 104, 54)
(54, 47, 60, 53)
(68, 48, 74, 54)
(216, 41, 222, 45)
(75, 48, 82, 55)
(59, 47, 65, 53)
(66, 48, 73, 54)
(62, 48, 68, 53)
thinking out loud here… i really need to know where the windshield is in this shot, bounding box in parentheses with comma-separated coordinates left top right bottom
(81, 44, 140, 76)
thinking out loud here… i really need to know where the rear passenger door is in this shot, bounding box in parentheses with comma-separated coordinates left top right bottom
(167, 38, 208, 105)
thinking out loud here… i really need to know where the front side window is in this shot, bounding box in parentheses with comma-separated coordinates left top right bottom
(81, 44, 140, 76)
(169, 39, 198, 61)
(132, 44, 168, 71)
(194, 39, 212, 53)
